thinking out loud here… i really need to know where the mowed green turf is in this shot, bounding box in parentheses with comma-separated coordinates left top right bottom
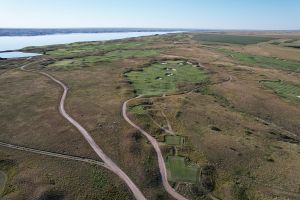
(47, 41, 148, 57)
(166, 156, 199, 183)
(193, 34, 274, 45)
(125, 61, 206, 96)
(262, 80, 300, 103)
(219, 49, 300, 72)
(165, 135, 185, 146)
(48, 49, 158, 70)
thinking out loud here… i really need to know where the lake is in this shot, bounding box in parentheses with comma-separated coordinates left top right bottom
(0, 52, 41, 59)
(0, 32, 171, 52)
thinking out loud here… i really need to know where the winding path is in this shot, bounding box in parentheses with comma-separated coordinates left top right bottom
(122, 96, 189, 200)
(20, 63, 146, 200)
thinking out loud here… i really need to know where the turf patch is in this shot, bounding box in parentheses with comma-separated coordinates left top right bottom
(125, 60, 207, 96)
(166, 156, 199, 183)
(165, 135, 185, 146)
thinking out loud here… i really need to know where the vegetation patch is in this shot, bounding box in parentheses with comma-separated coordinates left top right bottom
(193, 34, 274, 45)
(96, 49, 158, 62)
(166, 156, 199, 183)
(48, 49, 158, 70)
(91, 167, 131, 199)
(129, 105, 147, 115)
(262, 80, 300, 103)
(46, 41, 148, 57)
(219, 49, 300, 72)
(165, 135, 185, 146)
(125, 60, 207, 96)
(0, 160, 16, 197)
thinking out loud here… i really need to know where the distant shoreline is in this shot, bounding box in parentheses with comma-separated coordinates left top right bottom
(0, 28, 189, 37)
(0, 28, 299, 37)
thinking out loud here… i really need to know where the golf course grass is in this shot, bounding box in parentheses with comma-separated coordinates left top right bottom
(47, 41, 148, 57)
(219, 49, 300, 72)
(165, 135, 185, 146)
(262, 80, 300, 103)
(193, 34, 274, 45)
(125, 60, 207, 96)
(49, 49, 158, 70)
(166, 156, 199, 183)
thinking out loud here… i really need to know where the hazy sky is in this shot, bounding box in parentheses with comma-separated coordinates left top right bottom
(0, 0, 299, 30)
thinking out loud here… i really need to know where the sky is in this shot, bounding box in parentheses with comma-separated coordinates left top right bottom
(0, 0, 299, 30)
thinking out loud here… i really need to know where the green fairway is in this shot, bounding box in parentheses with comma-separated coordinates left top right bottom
(48, 49, 158, 70)
(125, 60, 207, 96)
(165, 135, 185, 146)
(219, 49, 300, 72)
(93, 49, 158, 62)
(166, 156, 199, 183)
(193, 34, 274, 45)
(47, 41, 148, 57)
(262, 80, 300, 103)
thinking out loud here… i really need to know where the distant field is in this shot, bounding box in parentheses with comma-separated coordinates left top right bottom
(166, 156, 199, 183)
(219, 49, 300, 72)
(271, 39, 300, 49)
(262, 80, 300, 103)
(125, 60, 206, 96)
(193, 34, 274, 45)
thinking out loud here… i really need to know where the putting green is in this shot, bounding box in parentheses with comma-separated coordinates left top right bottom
(165, 135, 185, 146)
(166, 156, 199, 183)
(125, 60, 206, 96)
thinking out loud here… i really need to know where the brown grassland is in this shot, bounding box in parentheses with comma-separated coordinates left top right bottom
(0, 32, 300, 200)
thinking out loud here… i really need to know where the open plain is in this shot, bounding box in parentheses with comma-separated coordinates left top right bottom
(0, 32, 300, 200)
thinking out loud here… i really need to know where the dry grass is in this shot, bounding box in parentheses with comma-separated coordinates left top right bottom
(1, 32, 300, 200)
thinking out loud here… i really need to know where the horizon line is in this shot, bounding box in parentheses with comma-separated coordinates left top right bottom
(0, 27, 300, 32)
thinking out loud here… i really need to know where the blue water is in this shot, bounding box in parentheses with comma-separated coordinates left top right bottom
(0, 32, 171, 52)
(0, 52, 41, 59)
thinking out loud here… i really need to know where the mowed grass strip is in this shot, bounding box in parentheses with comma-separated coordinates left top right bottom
(125, 61, 206, 96)
(262, 80, 300, 103)
(166, 156, 199, 183)
(193, 34, 274, 45)
(219, 49, 300, 72)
